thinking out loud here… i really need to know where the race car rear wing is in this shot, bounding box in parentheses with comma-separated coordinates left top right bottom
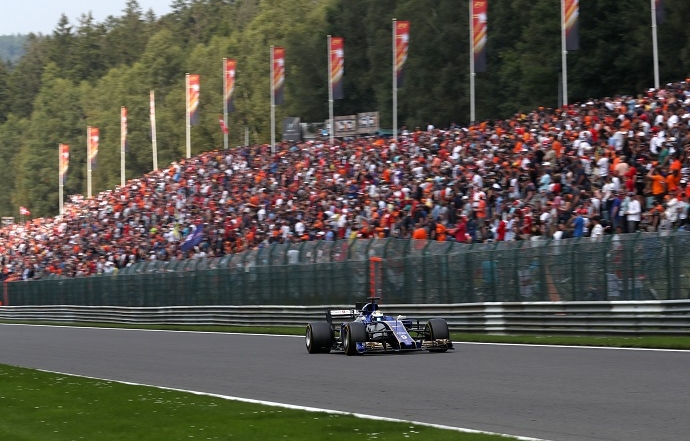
(326, 309, 356, 325)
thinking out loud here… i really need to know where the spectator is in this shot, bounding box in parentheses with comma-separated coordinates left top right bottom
(3, 79, 690, 280)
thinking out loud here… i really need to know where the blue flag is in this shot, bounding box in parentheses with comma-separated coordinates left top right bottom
(180, 224, 204, 252)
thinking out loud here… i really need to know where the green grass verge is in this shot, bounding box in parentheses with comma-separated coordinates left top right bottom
(0, 364, 517, 441)
(2, 320, 690, 349)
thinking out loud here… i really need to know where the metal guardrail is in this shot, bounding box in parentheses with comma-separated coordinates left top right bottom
(2, 301, 690, 335)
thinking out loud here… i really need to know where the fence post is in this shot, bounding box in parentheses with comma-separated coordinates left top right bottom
(668, 234, 681, 300)
(369, 257, 383, 302)
(512, 241, 524, 302)
(382, 237, 392, 259)
(466, 250, 476, 303)
(442, 241, 454, 303)
(570, 238, 578, 301)
(540, 239, 555, 301)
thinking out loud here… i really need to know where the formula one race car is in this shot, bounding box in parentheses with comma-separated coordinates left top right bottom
(305, 297, 453, 355)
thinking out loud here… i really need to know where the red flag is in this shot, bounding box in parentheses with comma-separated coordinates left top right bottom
(472, 1, 488, 72)
(150, 90, 157, 139)
(564, 0, 579, 51)
(395, 21, 410, 87)
(655, 0, 666, 24)
(187, 74, 200, 126)
(121, 107, 128, 152)
(272, 47, 285, 105)
(59, 144, 69, 185)
(329, 36, 344, 100)
(88, 127, 99, 170)
(219, 116, 229, 135)
(224, 59, 236, 113)
(19, 206, 30, 216)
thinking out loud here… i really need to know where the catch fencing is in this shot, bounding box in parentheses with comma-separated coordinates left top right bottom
(4, 232, 690, 307)
(1, 301, 689, 335)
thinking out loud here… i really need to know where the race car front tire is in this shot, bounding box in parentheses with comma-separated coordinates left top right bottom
(426, 318, 450, 352)
(306, 322, 332, 354)
(343, 322, 367, 356)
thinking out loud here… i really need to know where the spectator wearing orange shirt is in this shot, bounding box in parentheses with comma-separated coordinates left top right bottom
(647, 167, 667, 204)
(412, 223, 428, 240)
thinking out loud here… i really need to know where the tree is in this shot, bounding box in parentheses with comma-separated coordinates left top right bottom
(46, 14, 74, 73)
(15, 64, 86, 217)
(0, 115, 28, 216)
(7, 33, 48, 119)
(0, 60, 9, 122)
(70, 12, 108, 82)
(102, 0, 151, 68)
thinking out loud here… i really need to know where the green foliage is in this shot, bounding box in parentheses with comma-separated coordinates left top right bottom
(0, 364, 501, 441)
(0, 0, 689, 218)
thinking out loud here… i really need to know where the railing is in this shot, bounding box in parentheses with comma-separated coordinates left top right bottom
(5, 232, 690, 306)
(1, 301, 689, 335)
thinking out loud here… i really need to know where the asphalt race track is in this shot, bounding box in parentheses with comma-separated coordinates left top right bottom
(1, 324, 689, 441)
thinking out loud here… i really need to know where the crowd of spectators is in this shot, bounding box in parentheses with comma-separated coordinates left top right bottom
(3, 80, 690, 280)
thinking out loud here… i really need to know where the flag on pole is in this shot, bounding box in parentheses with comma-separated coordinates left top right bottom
(224, 59, 236, 113)
(395, 21, 410, 87)
(180, 224, 204, 252)
(219, 115, 228, 135)
(150, 90, 156, 139)
(121, 107, 128, 152)
(19, 206, 30, 216)
(88, 127, 99, 170)
(187, 74, 200, 126)
(472, 1, 488, 72)
(564, 0, 579, 51)
(150, 90, 159, 171)
(272, 47, 285, 105)
(655, 0, 666, 24)
(329, 37, 344, 100)
(59, 144, 69, 185)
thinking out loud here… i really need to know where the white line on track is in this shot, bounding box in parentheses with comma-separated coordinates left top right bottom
(455, 341, 690, 353)
(22, 366, 550, 441)
(0, 322, 302, 338)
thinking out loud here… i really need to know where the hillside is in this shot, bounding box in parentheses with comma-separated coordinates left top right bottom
(0, 0, 689, 218)
(0, 34, 26, 62)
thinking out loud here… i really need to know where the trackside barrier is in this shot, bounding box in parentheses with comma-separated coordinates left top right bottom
(1, 301, 689, 335)
(6, 232, 690, 306)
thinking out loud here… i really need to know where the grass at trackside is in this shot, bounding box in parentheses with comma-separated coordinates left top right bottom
(0, 364, 517, 441)
(2, 320, 690, 349)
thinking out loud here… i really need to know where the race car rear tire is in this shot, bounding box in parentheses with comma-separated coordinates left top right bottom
(343, 322, 367, 356)
(306, 322, 332, 354)
(426, 318, 450, 352)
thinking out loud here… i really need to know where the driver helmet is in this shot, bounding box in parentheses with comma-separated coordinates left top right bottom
(371, 310, 384, 321)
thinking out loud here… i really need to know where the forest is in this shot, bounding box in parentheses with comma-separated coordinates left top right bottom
(0, 0, 689, 218)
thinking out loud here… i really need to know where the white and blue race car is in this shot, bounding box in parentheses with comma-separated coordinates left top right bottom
(305, 297, 453, 355)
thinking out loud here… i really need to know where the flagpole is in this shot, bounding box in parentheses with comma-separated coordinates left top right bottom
(392, 19, 398, 141)
(651, 0, 660, 89)
(185, 73, 191, 159)
(223, 58, 229, 150)
(87, 126, 92, 199)
(58, 144, 64, 215)
(328, 35, 335, 146)
(150, 90, 158, 171)
(561, 0, 568, 106)
(121, 107, 126, 187)
(270, 46, 276, 155)
(469, 6, 476, 124)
